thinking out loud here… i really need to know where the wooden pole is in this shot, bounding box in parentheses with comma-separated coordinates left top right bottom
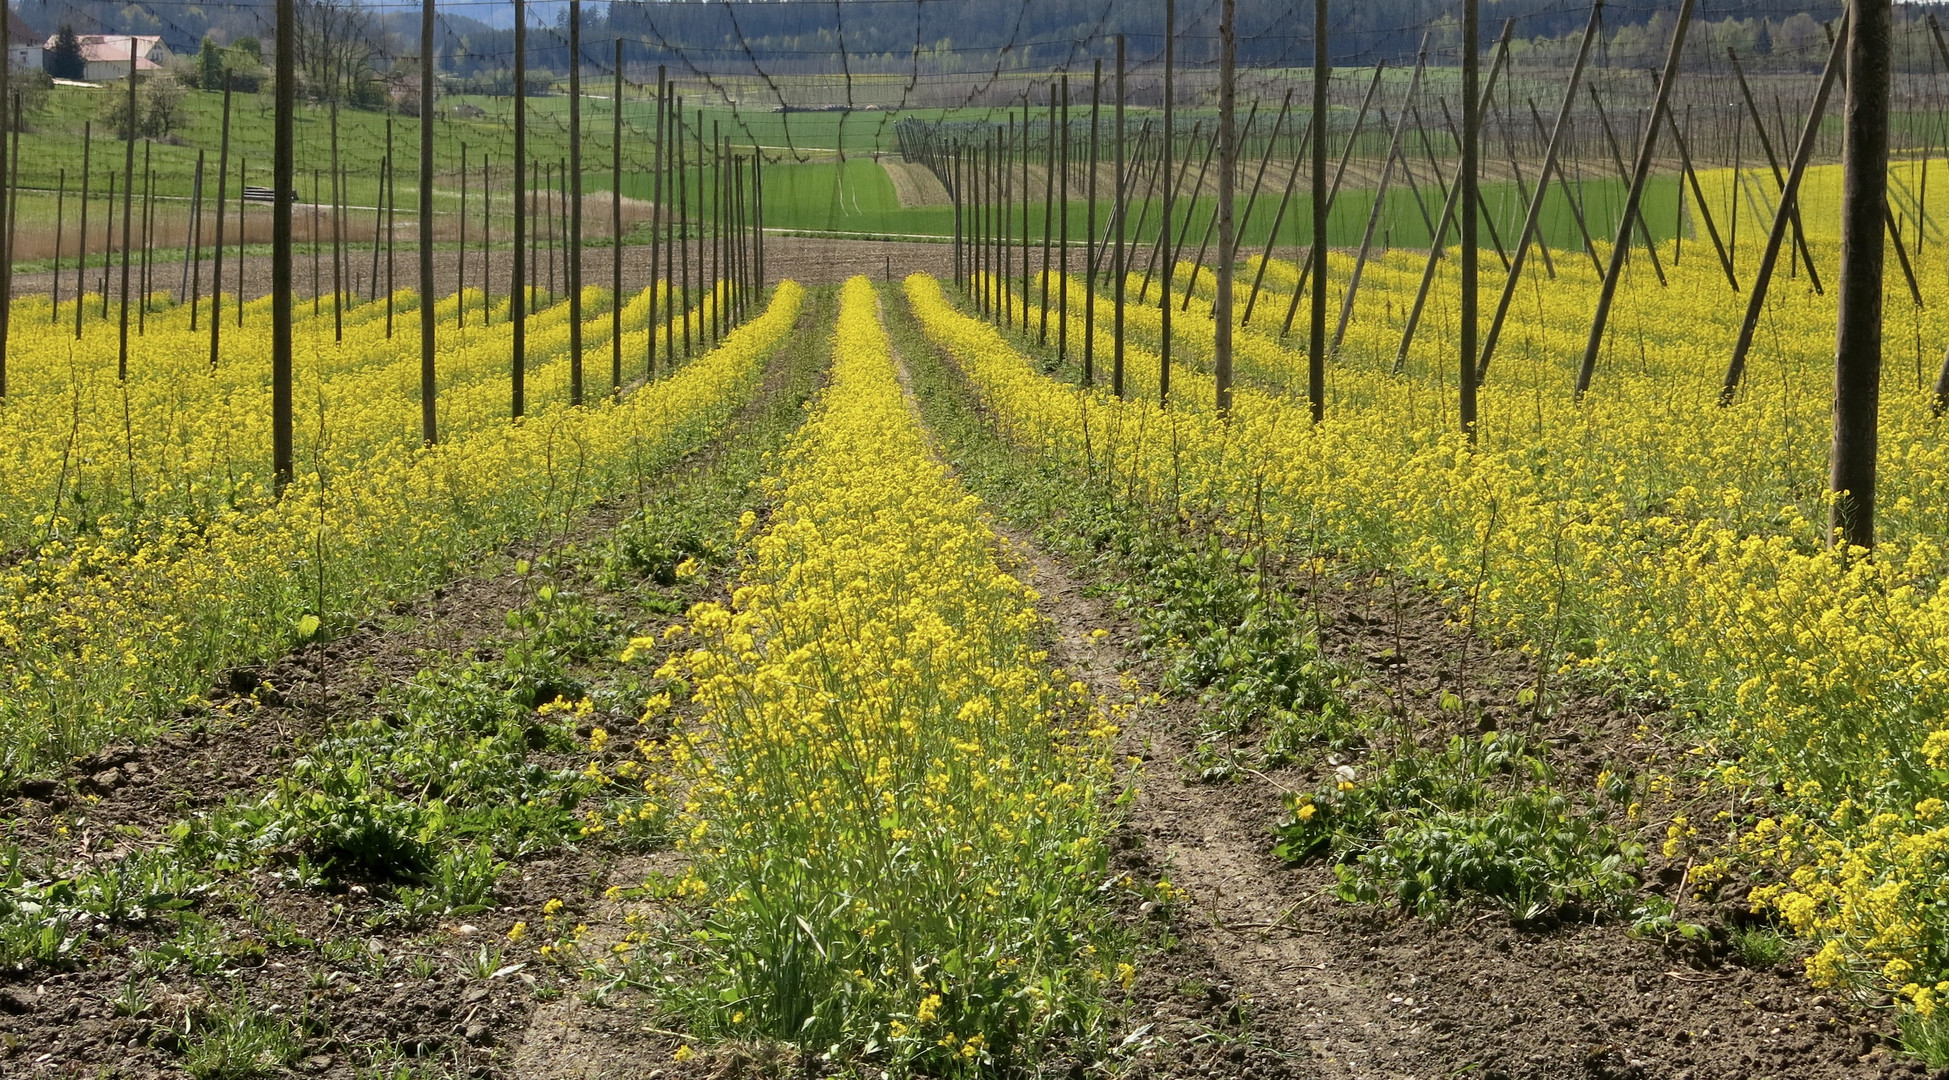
(1241, 121, 1313, 325)
(1086, 59, 1100, 385)
(118, 36, 136, 379)
(370, 153, 385, 304)
(330, 100, 343, 341)
(273, 0, 295, 491)
(1161, 0, 1175, 406)
(1059, 75, 1070, 370)
(1113, 35, 1126, 397)
(234, 157, 245, 326)
(513, 0, 527, 417)
(1527, 99, 1602, 274)
(77, 122, 91, 340)
(1834, 0, 1889, 549)
(1232, 90, 1294, 262)
(101, 171, 113, 320)
(184, 157, 199, 318)
(1041, 84, 1056, 341)
(677, 100, 691, 357)
(1215, 0, 1236, 414)
(1459, 0, 1477, 436)
(481, 156, 490, 324)
(568, 0, 583, 406)
(312, 168, 321, 317)
(1183, 99, 1257, 309)
(208, 92, 228, 359)
(650, 66, 666, 374)
(611, 40, 623, 391)
(1575, 0, 1697, 397)
(387, 122, 396, 333)
(139, 144, 152, 334)
(420, 0, 438, 443)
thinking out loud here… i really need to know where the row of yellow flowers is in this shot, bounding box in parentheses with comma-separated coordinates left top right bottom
(907, 266, 1949, 1035)
(0, 280, 774, 779)
(624, 277, 1127, 1070)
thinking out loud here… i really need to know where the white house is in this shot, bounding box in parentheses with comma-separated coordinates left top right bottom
(47, 33, 172, 81)
(7, 11, 40, 71)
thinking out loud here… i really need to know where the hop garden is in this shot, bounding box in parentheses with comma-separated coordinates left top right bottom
(6, 0, 1949, 1074)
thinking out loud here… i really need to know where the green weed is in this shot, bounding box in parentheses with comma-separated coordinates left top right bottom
(1274, 732, 1644, 921)
(182, 991, 305, 1080)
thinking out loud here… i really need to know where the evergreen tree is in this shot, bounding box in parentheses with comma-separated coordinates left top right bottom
(197, 36, 224, 90)
(47, 26, 85, 81)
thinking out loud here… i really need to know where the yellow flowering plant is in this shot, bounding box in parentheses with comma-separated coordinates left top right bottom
(626, 278, 1128, 1073)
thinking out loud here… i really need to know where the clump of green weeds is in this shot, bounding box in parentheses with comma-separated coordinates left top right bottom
(182, 990, 307, 1080)
(1274, 730, 1644, 921)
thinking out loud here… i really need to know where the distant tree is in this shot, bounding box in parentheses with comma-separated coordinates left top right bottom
(197, 36, 225, 90)
(141, 71, 187, 136)
(232, 37, 262, 62)
(294, 0, 391, 107)
(47, 26, 85, 80)
(1752, 21, 1773, 56)
(6, 69, 51, 129)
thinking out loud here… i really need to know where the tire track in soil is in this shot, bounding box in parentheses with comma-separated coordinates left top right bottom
(883, 305, 1395, 1078)
(883, 288, 1901, 1080)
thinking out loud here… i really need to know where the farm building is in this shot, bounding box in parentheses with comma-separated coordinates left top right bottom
(45, 32, 171, 81)
(6, 10, 38, 69)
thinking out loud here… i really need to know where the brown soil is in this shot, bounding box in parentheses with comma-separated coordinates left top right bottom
(880, 156, 950, 207)
(882, 291, 1912, 1080)
(0, 285, 1921, 1080)
(0, 297, 823, 1079)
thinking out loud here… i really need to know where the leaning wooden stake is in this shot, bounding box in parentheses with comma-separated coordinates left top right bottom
(1525, 99, 1602, 275)
(1241, 121, 1313, 326)
(1721, 18, 1847, 406)
(1393, 22, 1512, 374)
(1729, 48, 1824, 292)
(1586, 87, 1667, 286)
(1476, 2, 1600, 381)
(1334, 48, 1428, 355)
(1575, 0, 1696, 397)
(1283, 60, 1387, 337)
(1663, 104, 1738, 290)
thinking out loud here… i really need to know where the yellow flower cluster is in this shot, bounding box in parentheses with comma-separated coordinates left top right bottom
(0, 279, 783, 777)
(910, 237, 1949, 1017)
(633, 276, 1124, 1062)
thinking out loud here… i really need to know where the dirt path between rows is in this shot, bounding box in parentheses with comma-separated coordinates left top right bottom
(879, 285, 1906, 1080)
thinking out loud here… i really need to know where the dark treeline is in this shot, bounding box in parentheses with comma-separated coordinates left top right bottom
(12, 0, 1900, 85)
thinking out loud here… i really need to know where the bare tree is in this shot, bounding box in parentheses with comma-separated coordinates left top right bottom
(293, 0, 389, 106)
